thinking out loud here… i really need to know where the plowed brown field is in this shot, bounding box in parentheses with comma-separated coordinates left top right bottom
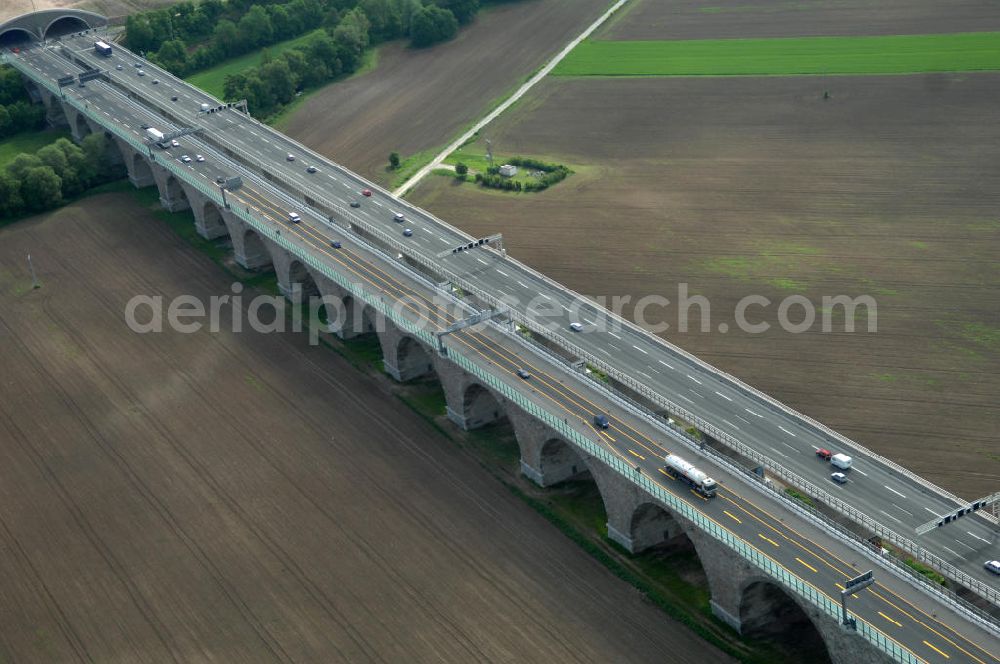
(280, 0, 612, 187)
(409, 74, 1000, 498)
(0, 193, 732, 663)
(600, 0, 1000, 40)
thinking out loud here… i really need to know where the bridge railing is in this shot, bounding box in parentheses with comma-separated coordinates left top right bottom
(499, 323, 1000, 635)
(3, 50, 992, 632)
(443, 343, 924, 664)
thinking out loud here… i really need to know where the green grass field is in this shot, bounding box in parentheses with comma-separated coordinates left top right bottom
(553, 32, 1000, 76)
(185, 29, 325, 98)
(0, 129, 72, 167)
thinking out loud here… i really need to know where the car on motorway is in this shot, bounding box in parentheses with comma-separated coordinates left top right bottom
(361, 189, 372, 197)
(593, 414, 610, 429)
(195, 155, 205, 163)
(393, 212, 405, 222)
(349, 200, 360, 208)
(179, 155, 191, 163)
(288, 212, 302, 223)
(985, 560, 1000, 575)
(569, 322, 583, 332)
(306, 165, 317, 173)
(286, 153, 295, 161)
(140, 123, 150, 129)
(816, 448, 832, 461)
(171, 95, 178, 102)
(171, 139, 179, 147)
(215, 176, 225, 184)
(516, 368, 530, 380)
(115, 64, 122, 70)
(137, 69, 145, 76)
(134, 62, 141, 68)
(330, 240, 342, 249)
(152, 79, 159, 84)
(402, 228, 413, 237)
(831, 472, 848, 484)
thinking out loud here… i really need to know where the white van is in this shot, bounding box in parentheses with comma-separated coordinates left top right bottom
(288, 212, 301, 223)
(831, 453, 853, 470)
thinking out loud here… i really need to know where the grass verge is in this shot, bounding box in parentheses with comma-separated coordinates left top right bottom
(553, 32, 1000, 76)
(0, 128, 72, 168)
(185, 29, 326, 99)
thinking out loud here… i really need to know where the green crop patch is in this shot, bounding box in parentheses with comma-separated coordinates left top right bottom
(553, 32, 1000, 77)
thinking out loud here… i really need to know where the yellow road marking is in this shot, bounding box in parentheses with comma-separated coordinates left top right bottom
(723, 510, 742, 524)
(924, 640, 950, 659)
(689, 489, 709, 501)
(796, 557, 818, 573)
(627, 449, 645, 460)
(758, 534, 779, 547)
(600, 430, 617, 443)
(879, 611, 902, 628)
(835, 583, 858, 599)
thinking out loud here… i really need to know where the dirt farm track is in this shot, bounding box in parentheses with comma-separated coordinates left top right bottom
(0, 195, 731, 663)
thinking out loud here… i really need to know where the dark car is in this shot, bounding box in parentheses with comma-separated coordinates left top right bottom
(349, 200, 360, 208)
(331, 240, 342, 249)
(361, 189, 372, 197)
(593, 414, 610, 429)
(403, 228, 413, 237)
(516, 368, 530, 380)
(215, 176, 225, 184)
(140, 122, 151, 129)
(171, 95, 178, 101)
(306, 165, 317, 173)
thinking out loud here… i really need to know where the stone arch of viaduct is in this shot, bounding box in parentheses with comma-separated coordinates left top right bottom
(25, 84, 895, 664)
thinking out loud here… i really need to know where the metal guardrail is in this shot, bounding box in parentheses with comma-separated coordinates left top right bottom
(499, 326, 1000, 636)
(443, 346, 924, 664)
(7, 52, 994, 652)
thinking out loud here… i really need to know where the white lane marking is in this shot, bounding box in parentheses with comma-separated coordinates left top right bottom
(517, 281, 529, 289)
(879, 510, 903, 524)
(967, 531, 990, 544)
(941, 545, 960, 558)
(852, 468, 868, 477)
(373, 201, 383, 207)
(954, 539, 975, 552)
(923, 507, 941, 517)
(778, 426, 797, 437)
(496, 269, 510, 277)
(715, 391, 732, 402)
(883, 485, 906, 499)
(476, 257, 487, 265)
(598, 348, 610, 355)
(687, 375, 703, 385)
(736, 415, 751, 425)
(679, 394, 695, 404)
(609, 344, 621, 352)
(638, 371, 652, 380)
(633, 345, 648, 354)
(745, 408, 763, 418)
(689, 390, 704, 399)
(561, 305, 571, 312)
(608, 331, 622, 339)
(772, 447, 788, 458)
(439, 237, 451, 244)
(779, 440, 796, 452)
(539, 293, 551, 300)
(722, 419, 740, 431)
(892, 504, 914, 517)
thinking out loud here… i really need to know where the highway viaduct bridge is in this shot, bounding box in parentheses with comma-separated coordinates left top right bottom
(3, 17, 998, 663)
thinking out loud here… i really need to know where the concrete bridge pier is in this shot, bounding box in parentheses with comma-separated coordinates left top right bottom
(114, 140, 155, 188)
(377, 321, 434, 382)
(433, 357, 506, 430)
(227, 217, 273, 270)
(35, 87, 68, 129)
(150, 163, 192, 213)
(507, 408, 590, 486)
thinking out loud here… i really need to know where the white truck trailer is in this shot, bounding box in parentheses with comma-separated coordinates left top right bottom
(663, 453, 718, 497)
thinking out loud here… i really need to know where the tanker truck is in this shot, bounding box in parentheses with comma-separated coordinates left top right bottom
(663, 453, 718, 497)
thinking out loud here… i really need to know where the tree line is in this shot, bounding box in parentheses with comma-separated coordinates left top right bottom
(128, 0, 490, 81)
(474, 156, 571, 192)
(0, 66, 45, 141)
(0, 136, 124, 219)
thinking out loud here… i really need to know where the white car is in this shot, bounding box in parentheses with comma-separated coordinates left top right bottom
(393, 212, 405, 222)
(171, 139, 179, 147)
(569, 322, 583, 332)
(831, 472, 848, 484)
(195, 155, 205, 163)
(986, 560, 1000, 575)
(179, 155, 191, 163)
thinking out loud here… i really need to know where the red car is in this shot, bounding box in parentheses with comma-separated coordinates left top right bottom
(816, 448, 832, 461)
(361, 189, 372, 197)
